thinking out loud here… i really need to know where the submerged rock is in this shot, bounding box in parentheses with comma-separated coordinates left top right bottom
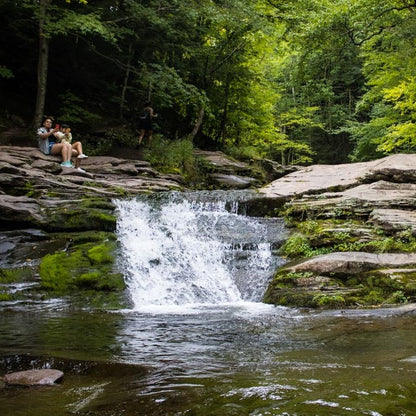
(3, 369, 63, 386)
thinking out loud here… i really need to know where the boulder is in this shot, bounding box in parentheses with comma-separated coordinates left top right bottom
(209, 173, 260, 188)
(194, 149, 265, 188)
(264, 252, 416, 308)
(3, 369, 63, 386)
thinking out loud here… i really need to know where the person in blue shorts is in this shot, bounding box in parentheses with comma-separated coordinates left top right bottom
(37, 117, 73, 168)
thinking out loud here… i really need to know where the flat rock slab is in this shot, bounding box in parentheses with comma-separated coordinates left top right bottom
(260, 153, 416, 199)
(3, 369, 63, 386)
(369, 208, 416, 235)
(286, 252, 416, 275)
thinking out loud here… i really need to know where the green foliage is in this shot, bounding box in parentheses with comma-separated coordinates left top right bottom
(279, 234, 314, 258)
(144, 136, 195, 175)
(57, 91, 102, 127)
(386, 290, 408, 304)
(3, 0, 416, 163)
(104, 127, 136, 148)
(349, 0, 416, 160)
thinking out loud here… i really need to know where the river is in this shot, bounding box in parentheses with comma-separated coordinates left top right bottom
(0, 191, 415, 415)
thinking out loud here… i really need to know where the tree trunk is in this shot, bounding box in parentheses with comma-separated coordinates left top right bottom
(33, 0, 51, 129)
(189, 107, 205, 142)
(216, 74, 230, 143)
(119, 43, 133, 119)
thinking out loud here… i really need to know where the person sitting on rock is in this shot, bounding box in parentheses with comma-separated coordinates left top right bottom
(37, 117, 73, 168)
(54, 123, 88, 172)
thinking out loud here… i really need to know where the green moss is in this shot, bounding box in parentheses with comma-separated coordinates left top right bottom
(0, 267, 33, 283)
(74, 271, 125, 291)
(46, 208, 116, 232)
(279, 217, 416, 262)
(40, 251, 86, 291)
(24, 181, 40, 198)
(39, 240, 125, 296)
(0, 293, 14, 301)
(79, 198, 116, 211)
(312, 294, 346, 307)
(264, 267, 414, 309)
(87, 244, 114, 264)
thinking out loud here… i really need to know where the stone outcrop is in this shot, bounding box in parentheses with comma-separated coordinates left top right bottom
(258, 153, 416, 308)
(193, 150, 286, 188)
(0, 145, 274, 306)
(0, 146, 185, 199)
(254, 154, 416, 232)
(2, 144, 416, 309)
(285, 252, 416, 275)
(260, 153, 416, 199)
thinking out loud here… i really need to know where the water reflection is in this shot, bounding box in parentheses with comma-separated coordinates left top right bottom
(1, 304, 415, 415)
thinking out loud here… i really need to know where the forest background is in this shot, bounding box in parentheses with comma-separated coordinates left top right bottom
(1, 0, 416, 167)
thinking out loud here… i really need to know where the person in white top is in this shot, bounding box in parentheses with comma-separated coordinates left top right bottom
(54, 123, 88, 171)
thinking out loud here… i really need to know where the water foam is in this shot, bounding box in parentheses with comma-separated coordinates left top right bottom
(115, 193, 285, 309)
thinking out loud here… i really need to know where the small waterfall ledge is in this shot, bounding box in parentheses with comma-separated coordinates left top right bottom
(114, 191, 287, 309)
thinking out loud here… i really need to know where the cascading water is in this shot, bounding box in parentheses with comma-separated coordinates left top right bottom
(114, 191, 287, 309)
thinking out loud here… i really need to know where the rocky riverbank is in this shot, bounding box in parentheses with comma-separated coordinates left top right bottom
(255, 153, 416, 308)
(0, 145, 275, 307)
(1, 145, 416, 309)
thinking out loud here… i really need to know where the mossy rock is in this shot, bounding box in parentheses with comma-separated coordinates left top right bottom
(46, 209, 116, 232)
(0, 267, 40, 303)
(39, 240, 125, 294)
(0, 267, 34, 283)
(264, 268, 413, 308)
(44, 197, 117, 232)
(279, 217, 416, 261)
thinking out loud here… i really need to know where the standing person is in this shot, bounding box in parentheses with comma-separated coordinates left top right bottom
(37, 117, 73, 168)
(138, 101, 158, 146)
(54, 123, 88, 172)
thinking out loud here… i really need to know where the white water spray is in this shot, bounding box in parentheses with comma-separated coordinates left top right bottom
(115, 192, 286, 309)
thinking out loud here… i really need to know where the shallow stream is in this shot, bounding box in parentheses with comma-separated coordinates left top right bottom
(0, 191, 415, 415)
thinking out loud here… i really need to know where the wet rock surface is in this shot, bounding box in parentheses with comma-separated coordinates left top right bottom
(2, 145, 416, 309)
(258, 154, 416, 308)
(3, 369, 64, 386)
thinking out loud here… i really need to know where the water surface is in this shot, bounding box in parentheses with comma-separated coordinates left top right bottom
(0, 191, 415, 415)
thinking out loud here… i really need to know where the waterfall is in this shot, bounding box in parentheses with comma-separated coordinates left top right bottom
(114, 191, 287, 309)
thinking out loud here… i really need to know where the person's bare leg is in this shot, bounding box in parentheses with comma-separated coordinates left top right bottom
(51, 143, 70, 162)
(72, 149, 81, 168)
(147, 130, 153, 146)
(72, 141, 83, 155)
(138, 129, 145, 145)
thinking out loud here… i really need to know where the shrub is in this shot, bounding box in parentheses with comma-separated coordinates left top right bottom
(144, 136, 194, 175)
